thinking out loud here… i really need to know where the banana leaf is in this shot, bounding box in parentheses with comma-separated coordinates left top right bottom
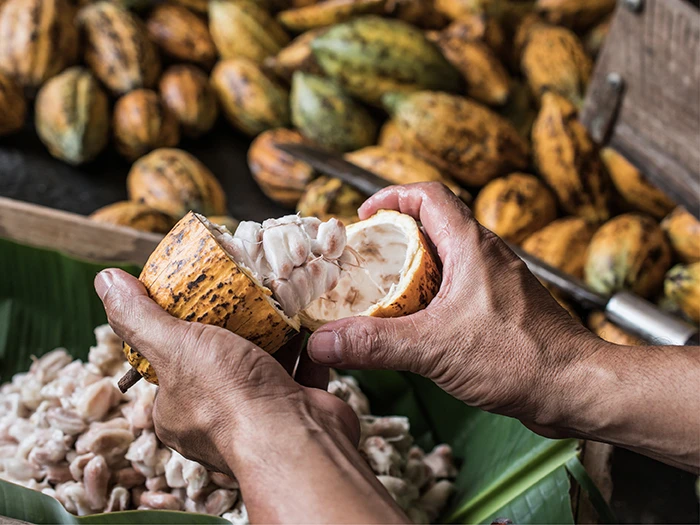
(0, 237, 602, 524)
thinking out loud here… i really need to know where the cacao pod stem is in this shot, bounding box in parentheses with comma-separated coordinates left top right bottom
(118, 367, 142, 393)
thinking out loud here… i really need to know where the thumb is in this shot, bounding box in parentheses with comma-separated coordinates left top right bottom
(307, 316, 422, 372)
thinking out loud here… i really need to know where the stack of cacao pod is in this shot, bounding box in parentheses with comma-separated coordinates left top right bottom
(1, 0, 696, 340)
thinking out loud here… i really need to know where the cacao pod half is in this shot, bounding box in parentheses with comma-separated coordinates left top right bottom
(291, 72, 377, 152)
(127, 148, 227, 219)
(474, 172, 557, 244)
(90, 201, 176, 234)
(600, 148, 674, 220)
(312, 16, 462, 105)
(661, 207, 700, 264)
(663, 263, 700, 323)
(584, 213, 671, 299)
(212, 58, 290, 137)
(385, 90, 529, 186)
(35, 67, 109, 165)
(0, 0, 78, 94)
(522, 216, 597, 278)
(78, 2, 161, 95)
(532, 92, 611, 221)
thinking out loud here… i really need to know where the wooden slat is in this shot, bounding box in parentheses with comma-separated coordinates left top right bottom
(581, 0, 700, 216)
(0, 197, 162, 266)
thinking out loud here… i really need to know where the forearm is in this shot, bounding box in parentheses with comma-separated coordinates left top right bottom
(542, 336, 700, 472)
(224, 415, 409, 524)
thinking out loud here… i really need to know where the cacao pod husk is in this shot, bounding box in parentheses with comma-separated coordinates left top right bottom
(474, 172, 557, 244)
(384, 90, 529, 186)
(532, 91, 611, 221)
(209, 0, 289, 64)
(290, 71, 377, 152)
(296, 175, 364, 223)
(263, 28, 326, 82)
(535, 0, 615, 32)
(0, 0, 78, 94)
(663, 262, 700, 323)
(35, 67, 109, 165)
(584, 213, 671, 299)
(278, 0, 386, 32)
(312, 16, 462, 105)
(520, 20, 591, 106)
(661, 207, 700, 264)
(588, 312, 645, 346)
(90, 201, 176, 233)
(0, 72, 26, 136)
(78, 2, 161, 95)
(522, 216, 597, 278)
(159, 65, 219, 138)
(248, 128, 314, 208)
(207, 215, 241, 232)
(211, 58, 290, 137)
(113, 89, 180, 161)
(600, 148, 674, 220)
(127, 148, 227, 219)
(146, 4, 216, 68)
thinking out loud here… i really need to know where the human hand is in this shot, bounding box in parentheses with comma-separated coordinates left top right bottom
(307, 182, 600, 430)
(94, 269, 359, 475)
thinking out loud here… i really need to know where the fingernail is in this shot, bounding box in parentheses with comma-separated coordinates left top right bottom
(95, 270, 114, 301)
(309, 331, 342, 364)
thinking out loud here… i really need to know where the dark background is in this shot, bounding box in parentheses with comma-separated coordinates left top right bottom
(1, 121, 698, 524)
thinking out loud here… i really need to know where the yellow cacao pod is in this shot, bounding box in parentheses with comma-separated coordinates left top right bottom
(661, 207, 700, 264)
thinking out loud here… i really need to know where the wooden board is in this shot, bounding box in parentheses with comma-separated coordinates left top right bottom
(581, 0, 700, 216)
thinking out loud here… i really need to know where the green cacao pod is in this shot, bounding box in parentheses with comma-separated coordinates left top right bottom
(291, 72, 377, 152)
(584, 213, 671, 299)
(278, 0, 386, 32)
(0, 0, 79, 94)
(78, 2, 161, 95)
(384, 90, 528, 186)
(212, 58, 290, 137)
(312, 16, 461, 105)
(209, 0, 289, 64)
(532, 92, 611, 222)
(35, 67, 110, 165)
(663, 263, 700, 323)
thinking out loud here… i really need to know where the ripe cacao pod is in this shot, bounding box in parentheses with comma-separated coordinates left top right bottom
(311, 16, 462, 105)
(0, 0, 78, 94)
(127, 148, 227, 219)
(146, 4, 216, 68)
(248, 128, 314, 208)
(78, 2, 161, 95)
(474, 173, 557, 244)
(171, 0, 208, 12)
(377, 119, 408, 152)
(296, 175, 364, 223)
(212, 58, 290, 137)
(429, 28, 510, 106)
(291, 71, 377, 152)
(584, 15, 610, 58)
(113, 89, 180, 161)
(588, 312, 645, 346)
(434, 0, 496, 20)
(386, 0, 448, 29)
(522, 216, 597, 278)
(385, 90, 529, 186)
(584, 213, 671, 299)
(661, 207, 700, 264)
(209, 0, 289, 64)
(535, 0, 615, 31)
(520, 21, 591, 105)
(663, 263, 700, 323)
(35, 67, 109, 165)
(600, 148, 674, 220)
(0, 72, 26, 136)
(438, 13, 506, 58)
(498, 79, 536, 139)
(90, 201, 176, 233)
(532, 92, 611, 221)
(159, 65, 218, 138)
(277, 0, 386, 32)
(263, 28, 325, 82)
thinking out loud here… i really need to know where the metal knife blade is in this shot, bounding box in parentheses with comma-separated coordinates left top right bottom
(278, 142, 698, 345)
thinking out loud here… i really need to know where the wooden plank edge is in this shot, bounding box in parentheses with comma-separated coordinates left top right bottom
(0, 196, 163, 266)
